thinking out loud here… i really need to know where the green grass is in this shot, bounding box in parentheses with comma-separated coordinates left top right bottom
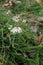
(0, 0, 43, 65)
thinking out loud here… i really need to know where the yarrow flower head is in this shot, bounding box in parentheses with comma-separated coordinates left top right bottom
(10, 27, 22, 34)
(12, 15, 20, 22)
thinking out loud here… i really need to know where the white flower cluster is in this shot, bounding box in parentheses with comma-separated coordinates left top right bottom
(12, 15, 20, 22)
(10, 27, 22, 34)
(8, 25, 22, 34)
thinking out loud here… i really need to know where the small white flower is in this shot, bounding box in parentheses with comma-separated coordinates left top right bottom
(22, 19, 27, 23)
(9, 1, 12, 6)
(9, 1, 12, 4)
(17, 27, 22, 33)
(6, 10, 11, 15)
(16, 1, 21, 4)
(12, 15, 20, 22)
(11, 27, 18, 33)
(10, 27, 22, 34)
